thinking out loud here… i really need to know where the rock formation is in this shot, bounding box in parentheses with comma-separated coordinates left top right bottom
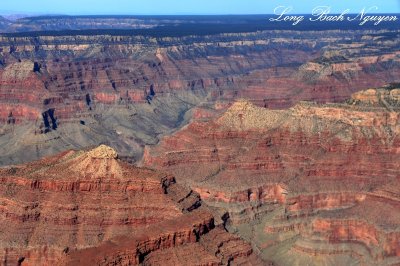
(0, 145, 260, 265)
(0, 15, 399, 265)
(143, 87, 400, 265)
(0, 26, 399, 165)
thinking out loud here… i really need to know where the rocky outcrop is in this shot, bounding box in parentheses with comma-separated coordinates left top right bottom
(0, 16, 399, 265)
(64, 218, 264, 266)
(0, 26, 398, 165)
(63, 209, 215, 265)
(0, 145, 259, 265)
(350, 85, 400, 109)
(143, 89, 400, 265)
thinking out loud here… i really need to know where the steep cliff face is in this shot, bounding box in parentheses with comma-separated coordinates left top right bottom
(0, 29, 398, 165)
(0, 15, 398, 265)
(142, 88, 400, 265)
(0, 145, 260, 265)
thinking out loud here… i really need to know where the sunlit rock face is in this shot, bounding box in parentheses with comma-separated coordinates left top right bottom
(0, 27, 399, 166)
(143, 89, 400, 265)
(0, 16, 399, 265)
(0, 145, 262, 265)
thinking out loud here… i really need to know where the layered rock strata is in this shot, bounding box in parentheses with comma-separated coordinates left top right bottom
(143, 88, 400, 265)
(0, 145, 259, 265)
(0, 29, 399, 165)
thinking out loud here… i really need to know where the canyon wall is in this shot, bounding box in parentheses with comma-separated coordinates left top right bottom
(0, 145, 260, 265)
(143, 88, 400, 265)
(0, 28, 399, 165)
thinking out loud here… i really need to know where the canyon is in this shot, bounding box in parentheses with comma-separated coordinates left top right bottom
(142, 87, 400, 265)
(1, 86, 398, 265)
(0, 144, 261, 265)
(0, 19, 399, 165)
(0, 15, 399, 265)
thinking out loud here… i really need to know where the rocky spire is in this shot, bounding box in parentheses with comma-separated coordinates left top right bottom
(87, 144, 118, 159)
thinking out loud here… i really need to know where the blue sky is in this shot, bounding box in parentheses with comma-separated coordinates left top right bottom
(0, 0, 399, 15)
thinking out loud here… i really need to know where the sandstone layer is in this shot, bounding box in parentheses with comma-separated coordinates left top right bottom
(0, 145, 260, 265)
(143, 87, 400, 265)
(0, 28, 399, 165)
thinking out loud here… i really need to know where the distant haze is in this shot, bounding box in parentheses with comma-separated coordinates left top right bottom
(0, 0, 399, 15)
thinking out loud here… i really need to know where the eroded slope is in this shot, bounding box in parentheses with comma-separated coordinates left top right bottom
(143, 87, 400, 265)
(0, 145, 261, 265)
(0, 30, 399, 165)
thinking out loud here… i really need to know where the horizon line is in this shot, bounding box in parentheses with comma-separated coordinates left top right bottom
(2, 12, 400, 17)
